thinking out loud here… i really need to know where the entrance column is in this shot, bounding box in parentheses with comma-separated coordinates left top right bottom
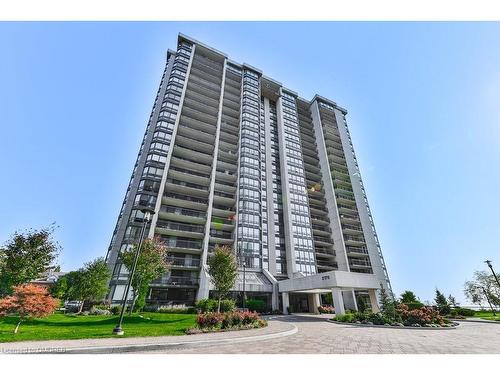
(308, 293, 321, 314)
(282, 292, 290, 315)
(368, 289, 380, 313)
(331, 288, 345, 315)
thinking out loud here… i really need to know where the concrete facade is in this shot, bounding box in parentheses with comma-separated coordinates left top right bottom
(105, 33, 393, 314)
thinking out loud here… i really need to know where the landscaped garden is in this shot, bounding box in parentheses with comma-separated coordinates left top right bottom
(0, 311, 197, 343)
(331, 288, 458, 328)
(468, 310, 500, 321)
(0, 242, 268, 343)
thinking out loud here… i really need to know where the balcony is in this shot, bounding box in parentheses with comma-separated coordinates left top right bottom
(155, 220, 205, 239)
(337, 204, 358, 215)
(153, 275, 200, 287)
(315, 248, 336, 258)
(209, 229, 234, 244)
(158, 205, 206, 225)
(336, 193, 356, 205)
(312, 225, 332, 238)
(173, 145, 213, 165)
(339, 214, 361, 225)
(342, 223, 364, 235)
(163, 238, 203, 254)
(210, 218, 235, 231)
(310, 215, 330, 226)
(314, 235, 334, 247)
(346, 246, 369, 257)
(316, 261, 337, 271)
(349, 259, 372, 268)
(165, 179, 208, 199)
(162, 192, 208, 211)
(167, 256, 201, 269)
(170, 155, 212, 175)
(344, 235, 366, 247)
(168, 167, 210, 186)
(211, 204, 236, 218)
(174, 133, 215, 155)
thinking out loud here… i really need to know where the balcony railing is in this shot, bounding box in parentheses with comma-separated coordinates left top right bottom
(164, 239, 202, 250)
(163, 276, 199, 286)
(346, 247, 369, 255)
(164, 192, 208, 205)
(167, 257, 201, 268)
(342, 224, 363, 232)
(160, 206, 206, 219)
(156, 221, 205, 233)
(349, 259, 372, 267)
(344, 235, 365, 243)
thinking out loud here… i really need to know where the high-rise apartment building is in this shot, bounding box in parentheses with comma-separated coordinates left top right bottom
(105, 34, 392, 314)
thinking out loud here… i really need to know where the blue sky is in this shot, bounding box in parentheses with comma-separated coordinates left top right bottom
(1, 22, 499, 304)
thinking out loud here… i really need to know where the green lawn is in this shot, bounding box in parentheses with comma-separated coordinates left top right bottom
(0, 312, 197, 343)
(473, 311, 500, 321)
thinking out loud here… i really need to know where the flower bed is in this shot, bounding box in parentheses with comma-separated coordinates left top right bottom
(187, 311, 267, 334)
(331, 304, 458, 328)
(318, 305, 334, 314)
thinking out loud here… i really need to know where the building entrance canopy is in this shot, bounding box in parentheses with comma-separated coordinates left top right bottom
(278, 270, 381, 315)
(278, 270, 380, 293)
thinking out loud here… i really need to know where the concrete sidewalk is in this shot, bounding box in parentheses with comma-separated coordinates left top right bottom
(0, 320, 297, 354)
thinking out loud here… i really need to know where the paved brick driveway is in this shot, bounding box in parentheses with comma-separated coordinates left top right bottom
(156, 314, 500, 354)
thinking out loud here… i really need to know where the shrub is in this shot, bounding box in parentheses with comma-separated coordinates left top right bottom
(195, 310, 265, 331)
(397, 304, 445, 326)
(110, 305, 122, 315)
(89, 306, 111, 315)
(0, 284, 59, 333)
(195, 298, 218, 313)
(157, 307, 196, 314)
(335, 313, 356, 322)
(405, 301, 424, 310)
(219, 299, 236, 313)
(318, 305, 335, 314)
(246, 299, 266, 312)
(450, 307, 475, 317)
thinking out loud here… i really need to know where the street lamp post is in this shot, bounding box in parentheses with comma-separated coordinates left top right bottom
(482, 287, 496, 316)
(112, 208, 155, 335)
(485, 260, 500, 290)
(242, 257, 246, 310)
(237, 251, 247, 310)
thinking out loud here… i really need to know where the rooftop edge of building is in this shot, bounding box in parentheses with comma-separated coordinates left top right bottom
(175, 33, 348, 115)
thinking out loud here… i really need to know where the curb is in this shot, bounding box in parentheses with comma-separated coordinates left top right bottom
(327, 319, 457, 330)
(4, 323, 298, 354)
(451, 318, 500, 324)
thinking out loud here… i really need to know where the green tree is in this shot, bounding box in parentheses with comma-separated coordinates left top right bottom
(0, 226, 60, 296)
(70, 258, 111, 312)
(120, 237, 170, 313)
(379, 284, 396, 319)
(435, 288, 451, 315)
(207, 245, 238, 312)
(356, 295, 367, 312)
(448, 294, 459, 308)
(400, 290, 419, 304)
(464, 270, 500, 308)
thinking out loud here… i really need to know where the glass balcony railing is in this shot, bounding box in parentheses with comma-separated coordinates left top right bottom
(164, 192, 208, 205)
(167, 257, 201, 268)
(164, 239, 202, 250)
(156, 221, 205, 233)
(160, 206, 206, 219)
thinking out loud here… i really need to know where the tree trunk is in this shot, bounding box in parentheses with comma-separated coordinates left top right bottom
(217, 295, 221, 313)
(129, 291, 138, 316)
(78, 300, 84, 314)
(14, 319, 21, 334)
